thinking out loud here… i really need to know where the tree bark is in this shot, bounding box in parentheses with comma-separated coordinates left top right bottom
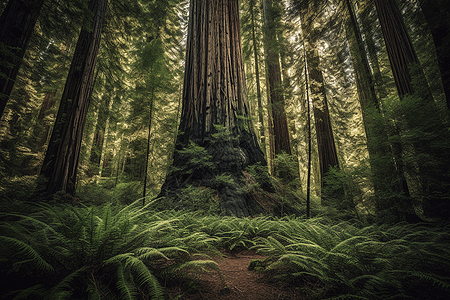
(89, 96, 111, 174)
(300, 6, 340, 205)
(143, 79, 155, 200)
(345, 0, 414, 219)
(374, 0, 425, 99)
(263, 0, 291, 155)
(158, 0, 267, 217)
(250, 1, 266, 155)
(0, 0, 45, 119)
(417, 0, 450, 109)
(304, 43, 311, 218)
(35, 90, 57, 151)
(374, 0, 450, 221)
(37, 0, 108, 198)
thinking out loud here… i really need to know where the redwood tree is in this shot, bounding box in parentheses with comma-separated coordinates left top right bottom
(0, 0, 45, 118)
(345, 0, 412, 220)
(374, 0, 424, 98)
(300, 7, 341, 204)
(416, 0, 450, 109)
(36, 0, 108, 198)
(158, 0, 267, 217)
(375, 0, 450, 220)
(263, 0, 291, 156)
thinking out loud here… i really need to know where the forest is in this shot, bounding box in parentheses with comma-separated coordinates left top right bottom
(1, 0, 449, 299)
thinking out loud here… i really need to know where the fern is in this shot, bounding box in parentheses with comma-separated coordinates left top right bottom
(1, 201, 225, 299)
(0, 235, 53, 271)
(116, 264, 138, 300)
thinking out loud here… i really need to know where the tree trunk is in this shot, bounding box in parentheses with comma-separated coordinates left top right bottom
(89, 92, 112, 177)
(299, 3, 341, 205)
(374, 0, 449, 221)
(36, 0, 108, 198)
(158, 0, 267, 217)
(0, 0, 44, 118)
(346, 0, 414, 220)
(263, 0, 291, 155)
(35, 90, 57, 151)
(304, 44, 312, 218)
(143, 81, 155, 200)
(307, 45, 340, 204)
(374, 0, 428, 99)
(250, 2, 266, 156)
(417, 0, 450, 109)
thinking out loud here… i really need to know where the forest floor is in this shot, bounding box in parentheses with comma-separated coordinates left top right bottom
(165, 250, 311, 300)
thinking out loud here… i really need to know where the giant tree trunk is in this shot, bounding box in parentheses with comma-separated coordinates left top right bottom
(37, 0, 108, 198)
(263, 0, 291, 155)
(158, 0, 267, 217)
(0, 0, 44, 119)
(142, 83, 155, 200)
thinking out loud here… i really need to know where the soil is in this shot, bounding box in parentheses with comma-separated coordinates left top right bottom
(165, 250, 310, 300)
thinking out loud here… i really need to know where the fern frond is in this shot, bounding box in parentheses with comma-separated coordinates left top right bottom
(10, 284, 45, 300)
(402, 270, 450, 290)
(156, 246, 190, 257)
(131, 257, 164, 300)
(174, 259, 219, 273)
(0, 236, 53, 271)
(135, 247, 170, 262)
(49, 266, 87, 299)
(116, 264, 138, 300)
(329, 236, 369, 253)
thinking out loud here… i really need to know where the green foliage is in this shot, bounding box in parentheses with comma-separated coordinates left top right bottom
(0, 201, 220, 299)
(380, 89, 450, 219)
(251, 219, 450, 299)
(210, 124, 239, 145)
(76, 180, 143, 206)
(0, 175, 38, 204)
(172, 141, 215, 175)
(176, 185, 221, 214)
(246, 162, 275, 192)
(212, 173, 234, 189)
(2, 199, 450, 299)
(272, 152, 301, 187)
(321, 166, 368, 216)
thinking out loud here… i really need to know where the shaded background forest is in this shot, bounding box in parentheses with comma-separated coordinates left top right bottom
(1, 0, 450, 222)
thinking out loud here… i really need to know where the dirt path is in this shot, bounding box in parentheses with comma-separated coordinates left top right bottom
(166, 250, 309, 300)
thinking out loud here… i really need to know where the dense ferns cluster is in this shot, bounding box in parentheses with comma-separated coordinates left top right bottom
(1, 201, 449, 299)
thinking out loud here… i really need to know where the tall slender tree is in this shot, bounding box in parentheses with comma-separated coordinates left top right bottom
(36, 0, 108, 198)
(374, 0, 450, 220)
(416, 0, 450, 109)
(242, 0, 266, 155)
(158, 0, 268, 217)
(0, 0, 45, 118)
(374, 0, 426, 99)
(89, 82, 112, 177)
(263, 0, 291, 156)
(345, 0, 414, 220)
(300, 5, 341, 204)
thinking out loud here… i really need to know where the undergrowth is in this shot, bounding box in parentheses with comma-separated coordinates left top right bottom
(1, 200, 449, 299)
(0, 200, 220, 300)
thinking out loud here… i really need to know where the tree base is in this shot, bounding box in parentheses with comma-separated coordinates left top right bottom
(157, 130, 300, 217)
